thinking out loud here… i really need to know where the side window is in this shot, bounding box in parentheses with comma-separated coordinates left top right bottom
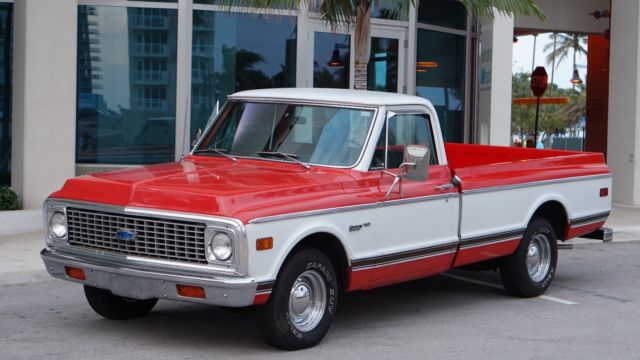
(370, 113, 438, 170)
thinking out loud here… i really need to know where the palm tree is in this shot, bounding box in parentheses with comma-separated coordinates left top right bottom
(217, 0, 545, 90)
(544, 33, 587, 71)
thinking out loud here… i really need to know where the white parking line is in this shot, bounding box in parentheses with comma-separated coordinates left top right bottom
(539, 295, 578, 305)
(441, 273, 578, 305)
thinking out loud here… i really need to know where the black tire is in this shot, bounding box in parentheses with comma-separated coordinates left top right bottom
(500, 217, 558, 297)
(256, 248, 338, 350)
(84, 285, 158, 320)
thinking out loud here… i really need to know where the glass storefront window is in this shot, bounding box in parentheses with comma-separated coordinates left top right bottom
(418, 0, 467, 30)
(190, 11, 297, 137)
(372, 0, 409, 21)
(314, 32, 350, 89)
(416, 29, 465, 143)
(0, 3, 11, 186)
(367, 37, 398, 92)
(194, 0, 291, 8)
(308, 0, 408, 21)
(76, 6, 178, 164)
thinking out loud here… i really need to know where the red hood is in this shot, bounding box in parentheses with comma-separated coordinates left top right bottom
(51, 156, 382, 223)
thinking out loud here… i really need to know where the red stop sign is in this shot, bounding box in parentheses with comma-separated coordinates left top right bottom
(531, 66, 548, 97)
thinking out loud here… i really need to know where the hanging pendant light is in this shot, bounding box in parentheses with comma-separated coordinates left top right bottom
(328, 48, 343, 67)
(570, 68, 583, 85)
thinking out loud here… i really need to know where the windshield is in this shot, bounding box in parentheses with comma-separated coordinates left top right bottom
(195, 101, 376, 167)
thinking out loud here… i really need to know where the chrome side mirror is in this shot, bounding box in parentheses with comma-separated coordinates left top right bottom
(384, 145, 431, 199)
(401, 145, 430, 181)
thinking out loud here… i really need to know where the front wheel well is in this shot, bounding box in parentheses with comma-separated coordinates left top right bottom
(531, 201, 569, 240)
(284, 232, 350, 291)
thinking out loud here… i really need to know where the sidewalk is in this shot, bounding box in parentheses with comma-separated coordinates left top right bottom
(0, 205, 638, 286)
(602, 204, 640, 242)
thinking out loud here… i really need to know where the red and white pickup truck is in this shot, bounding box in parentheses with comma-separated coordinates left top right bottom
(41, 89, 612, 349)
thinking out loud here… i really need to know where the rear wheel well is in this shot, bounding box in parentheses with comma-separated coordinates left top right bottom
(531, 201, 568, 240)
(284, 233, 350, 291)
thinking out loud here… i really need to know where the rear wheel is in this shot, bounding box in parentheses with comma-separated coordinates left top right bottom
(84, 285, 157, 320)
(256, 248, 338, 350)
(500, 217, 558, 297)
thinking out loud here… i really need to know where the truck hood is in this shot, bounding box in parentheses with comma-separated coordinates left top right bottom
(51, 156, 380, 223)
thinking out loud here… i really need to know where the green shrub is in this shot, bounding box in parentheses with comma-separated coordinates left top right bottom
(0, 186, 20, 211)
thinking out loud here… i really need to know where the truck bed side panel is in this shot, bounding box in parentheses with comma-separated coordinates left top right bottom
(445, 143, 611, 267)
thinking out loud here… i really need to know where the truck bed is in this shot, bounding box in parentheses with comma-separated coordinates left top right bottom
(444, 143, 609, 192)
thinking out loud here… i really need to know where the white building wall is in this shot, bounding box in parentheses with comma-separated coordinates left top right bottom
(12, 0, 77, 209)
(608, 0, 640, 206)
(477, 13, 513, 146)
(515, 0, 609, 34)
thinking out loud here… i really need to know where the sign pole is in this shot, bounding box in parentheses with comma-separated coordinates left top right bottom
(534, 96, 540, 146)
(530, 66, 548, 148)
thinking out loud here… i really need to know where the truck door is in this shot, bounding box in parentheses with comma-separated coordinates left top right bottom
(362, 110, 459, 287)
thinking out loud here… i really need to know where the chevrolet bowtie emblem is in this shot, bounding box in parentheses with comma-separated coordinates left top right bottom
(115, 229, 137, 242)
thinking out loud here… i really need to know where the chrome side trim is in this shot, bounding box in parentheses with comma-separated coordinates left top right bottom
(351, 241, 458, 271)
(255, 280, 276, 295)
(461, 173, 611, 195)
(248, 192, 459, 224)
(382, 192, 459, 207)
(459, 236, 522, 250)
(569, 211, 611, 227)
(459, 228, 526, 249)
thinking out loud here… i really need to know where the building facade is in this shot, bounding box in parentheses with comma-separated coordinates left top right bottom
(3, 0, 639, 208)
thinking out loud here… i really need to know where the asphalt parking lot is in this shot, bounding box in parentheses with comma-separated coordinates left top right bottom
(1, 239, 639, 360)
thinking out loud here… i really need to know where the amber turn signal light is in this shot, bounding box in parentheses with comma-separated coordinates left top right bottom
(256, 237, 273, 251)
(64, 266, 86, 281)
(600, 188, 609, 197)
(176, 284, 206, 299)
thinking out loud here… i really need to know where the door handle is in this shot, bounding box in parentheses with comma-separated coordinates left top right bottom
(434, 183, 454, 191)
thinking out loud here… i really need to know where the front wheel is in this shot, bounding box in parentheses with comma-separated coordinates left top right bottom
(84, 285, 158, 320)
(500, 217, 558, 297)
(256, 248, 338, 350)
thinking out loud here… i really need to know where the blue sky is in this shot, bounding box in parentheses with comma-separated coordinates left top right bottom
(512, 34, 588, 89)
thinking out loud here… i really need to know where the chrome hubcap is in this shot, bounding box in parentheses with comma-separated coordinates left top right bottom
(288, 270, 326, 332)
(526, 234, 551, 282)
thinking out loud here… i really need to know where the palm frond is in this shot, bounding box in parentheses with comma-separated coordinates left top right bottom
(317, 0, 356, 27)
(459, 0, 546, 20)
(543, 33, 587, 68)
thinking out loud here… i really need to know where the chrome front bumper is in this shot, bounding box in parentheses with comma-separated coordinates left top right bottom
(41, 247, 258, 307)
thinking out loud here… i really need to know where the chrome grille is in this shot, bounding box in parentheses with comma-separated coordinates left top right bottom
(66, 207, 207, 264)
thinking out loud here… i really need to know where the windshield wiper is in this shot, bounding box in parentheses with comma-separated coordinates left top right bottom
(193, 147, 237, 162)
(257, 151, 311, 169)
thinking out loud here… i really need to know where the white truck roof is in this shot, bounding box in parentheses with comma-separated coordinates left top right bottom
(229, 88, 432, 108)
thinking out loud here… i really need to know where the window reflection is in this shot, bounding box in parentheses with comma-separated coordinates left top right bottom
(309, 0, 408, 21)
(416, 29, 465, 143)
(418, 0, 467, 30)
(190, 11, 297, 137)
(371, 113, 436, 170)
(0, 3, 12, 186)
(314, 32, 350, 89)
(76, 6, 178, 164)
(367, 37, 398, 92)
(372, 0, 409, 21)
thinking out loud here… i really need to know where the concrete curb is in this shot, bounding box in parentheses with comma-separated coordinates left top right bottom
(0, 209, 42, 237)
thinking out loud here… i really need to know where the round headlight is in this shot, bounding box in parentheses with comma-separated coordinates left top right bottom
(209, 232, 233, 261)
(50, 211, 67, 238)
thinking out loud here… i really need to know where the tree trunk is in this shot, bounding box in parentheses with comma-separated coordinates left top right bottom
(353, 1, 371, 90)
(572, 46, 577, 89)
